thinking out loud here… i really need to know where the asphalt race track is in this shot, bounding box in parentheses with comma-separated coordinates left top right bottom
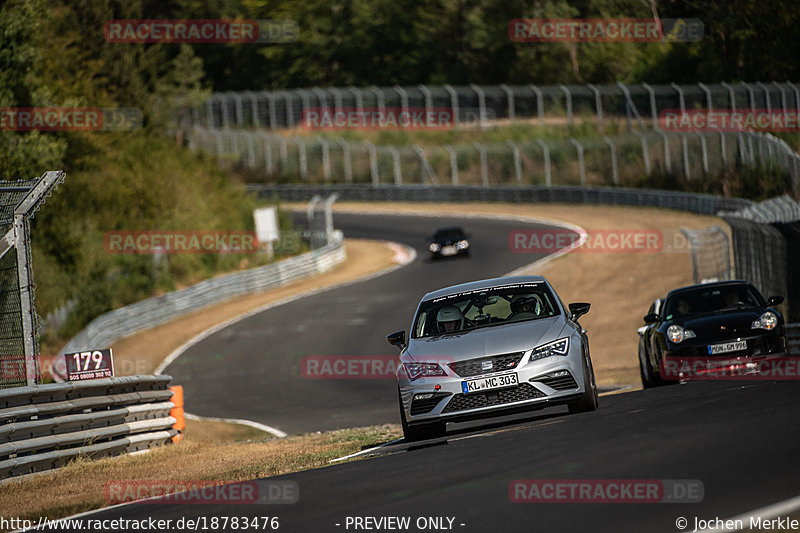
(163, 212, 561, 434)
(66, 211, 800, 532)
(81, 381, 800, 533)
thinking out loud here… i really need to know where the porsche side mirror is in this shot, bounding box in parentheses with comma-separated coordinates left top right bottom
(644, 313, 659, 324)
(386, 330, 406, 349)
(569, 302, 591, 321)
(768, 295, 784, 307)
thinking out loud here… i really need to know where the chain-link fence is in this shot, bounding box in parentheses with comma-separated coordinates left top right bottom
(0, 171, 65, 388)
(185, 81, 800, 132)
(681, 226, 732, 283)
(188, 127, 800, 191)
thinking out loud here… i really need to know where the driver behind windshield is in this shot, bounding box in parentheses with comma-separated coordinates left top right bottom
(436, 305, 464, 333)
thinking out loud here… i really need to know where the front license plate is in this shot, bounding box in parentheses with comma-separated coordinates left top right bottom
(441, 246, 457, 256)
(707, 340, 747, 355)
(462, 373, 518, 394)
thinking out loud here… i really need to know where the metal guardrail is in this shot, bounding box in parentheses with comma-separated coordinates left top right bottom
(787, 324, 800, 355)
(247, 184, 754, 215)
(0, 375, 176, 479)
(61, 232, 346, 355)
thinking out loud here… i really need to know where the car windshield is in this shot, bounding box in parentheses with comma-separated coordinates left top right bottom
(433, 229, 464, 241)
(412, 282, 560, 338)
(663, 284, 765, 319)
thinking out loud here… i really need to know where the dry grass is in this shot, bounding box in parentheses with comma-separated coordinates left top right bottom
(293, 202, 729, 386)
(0, 422, 401, 528)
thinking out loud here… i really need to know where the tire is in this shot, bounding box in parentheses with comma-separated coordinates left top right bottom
(568, 352, 599, 414)
(639, 339, 662, 388)
(399, 390, 446, 442)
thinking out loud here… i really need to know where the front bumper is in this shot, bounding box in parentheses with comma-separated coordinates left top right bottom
(399, 347, 586, 426)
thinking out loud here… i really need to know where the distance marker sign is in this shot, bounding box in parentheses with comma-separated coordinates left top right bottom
(65, 348, 114, 381)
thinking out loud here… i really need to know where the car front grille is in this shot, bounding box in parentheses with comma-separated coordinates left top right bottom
(448, 352, 525, 378)
(536, 373, 578, 391)
(410, 393, 451, 415)
(441, 383, 545, 413)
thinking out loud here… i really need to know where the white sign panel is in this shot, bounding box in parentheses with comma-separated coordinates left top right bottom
(254, 206, 280, 243)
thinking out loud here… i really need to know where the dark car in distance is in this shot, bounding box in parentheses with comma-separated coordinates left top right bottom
(638, 280, 788, 387)
(428, 227, 470, 259)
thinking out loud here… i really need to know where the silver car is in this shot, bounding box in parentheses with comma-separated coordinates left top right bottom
(387, 275, 598, 441)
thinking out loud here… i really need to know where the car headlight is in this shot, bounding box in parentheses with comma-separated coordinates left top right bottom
(456, 240, 469, 250)
(667, 325, 696, 343)
(752, 311, 778, 330)
(403, 362, 447, 380)
(429, 243, 441, 252)
(529, 337, 569, 362)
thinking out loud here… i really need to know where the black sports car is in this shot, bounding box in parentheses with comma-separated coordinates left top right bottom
(428, 227, 470, 258)
(638, 280, 788, 387)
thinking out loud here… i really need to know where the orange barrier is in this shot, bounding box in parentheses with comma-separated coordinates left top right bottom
(169, 385, 185, 442)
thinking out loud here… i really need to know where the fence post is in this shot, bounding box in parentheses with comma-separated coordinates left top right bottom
(471, 84, 488, 131)
(365, 141, 379, 185)
(787, 81, 800, 110)
(394, 85, 409, 120)
(369, 86, 385, 114)
(336, 138, 352, 183)
(587, 83, 603, 129)
(386, 147, 402, 185)
(632, 131, 651, 176)
(320, 138, 331, 181)
(443, 85, 459, 127)
(670, 82, 686, 115)
(642, 82, 659, 128)
(260, 133, 274, 175)
(559, 84, 573, 126)
(773, 81, 788, 113)
(507, 141, 522, 184)
(412, 145, 428, 184)
(245, 132, 256, 169)
(569, 138, 586, 185)
(719, 132, 728, 168)
(720, 81, 736, 110)
(757, 81, 771, 113)
(418, 84, 433, 116)
(602, 136, 619, 185)
(698, 82, 713, 111)
(444, 144, 458, 185)
(741, 82, 756, 112)
(697, 132, 709, 174)
(474, 142, 489, 186)
(677, 132, 691, 180)
(230, 92, 244, 127)
(329, 87, 344, 115)
(348, 86, 364, 111)
(529, 84, 544, 126)
(245, 91, 258, 127)
(536, 139, 552, 186)
(278, 135, 288, 173)
(295, 137, 308, 181)
(500, 84, 515, 122)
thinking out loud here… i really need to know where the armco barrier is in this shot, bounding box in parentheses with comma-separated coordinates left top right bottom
(0, 375, 176, 479)
(62, 233, 345, 355)
(246, 184, 754, 215)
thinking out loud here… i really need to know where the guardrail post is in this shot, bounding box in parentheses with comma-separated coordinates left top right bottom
(507, 141, 522, 184)
(386, 147, 402, 185)
(677, 132, 691, 179)
(528, 84, 544, 126)
(632, 131, 651, 176)
(569, 138, 586, 185)
(500, 84, 515, 122)
(444, 144, 458, 185)
(473, 142, 489, 186)
(536, 139, 552, 186)
(602, 136, 619, 185)
(559, 84, 573, 126)
(587, 83, 603, 128)
(336, 138, 352, 183)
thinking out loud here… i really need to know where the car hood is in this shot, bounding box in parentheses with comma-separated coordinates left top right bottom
(406, 317, 566, 362)
(677, 309, 767, 339)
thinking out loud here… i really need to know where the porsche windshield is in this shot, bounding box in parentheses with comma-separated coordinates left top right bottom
(663, 284, 765, 320)
(412, 283, 560, 338)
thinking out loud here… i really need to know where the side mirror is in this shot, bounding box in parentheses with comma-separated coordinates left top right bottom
(644, 313, 659, 324)
(768, 295, 784, 306)
(386, 330, 406, 349)
(568, 302, 591, 321)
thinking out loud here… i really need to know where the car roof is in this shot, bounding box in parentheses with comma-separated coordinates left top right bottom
(421, 275, 550, 301)
(665, 280, 754, 300)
